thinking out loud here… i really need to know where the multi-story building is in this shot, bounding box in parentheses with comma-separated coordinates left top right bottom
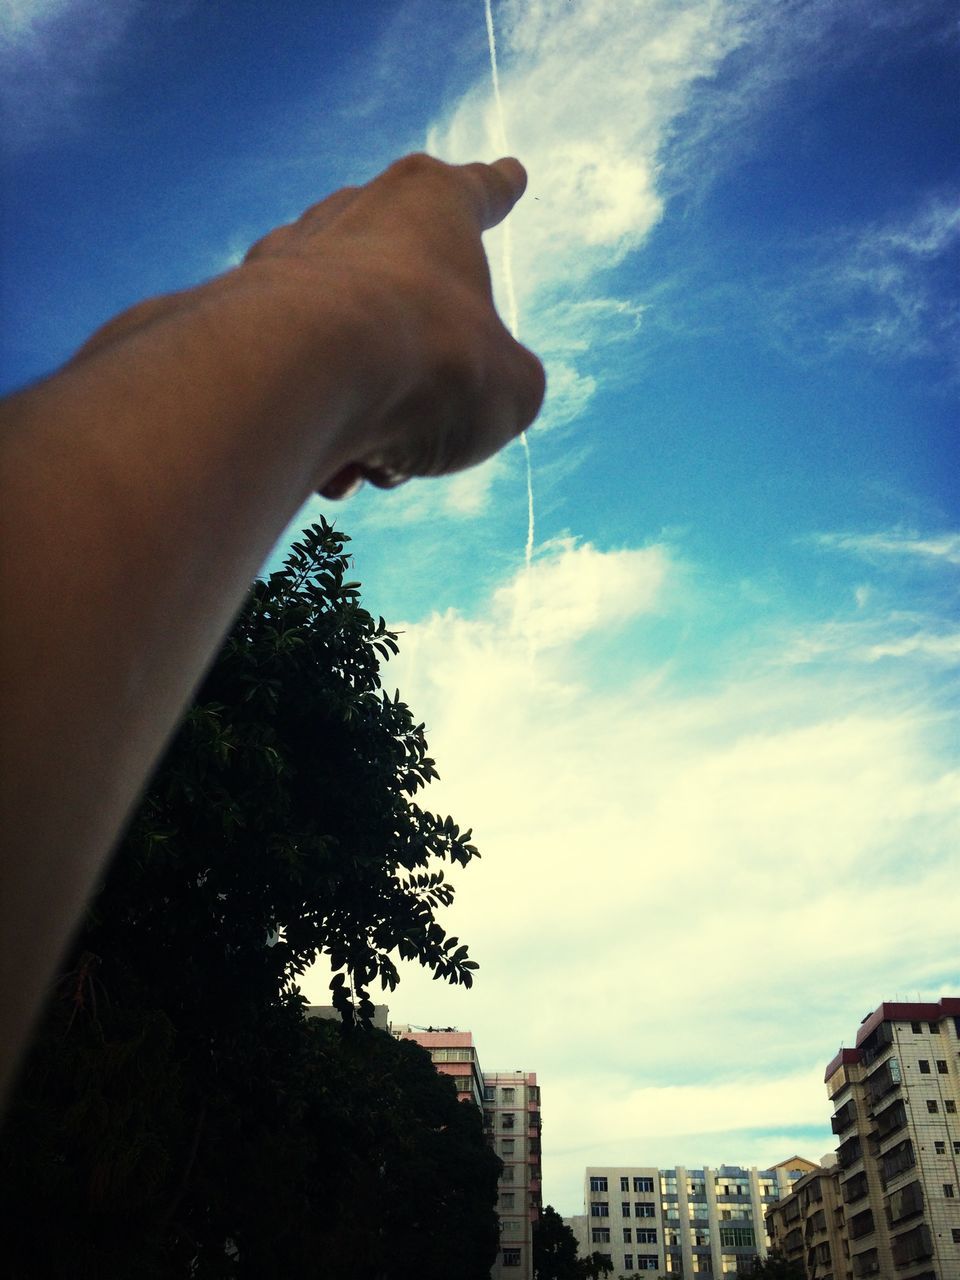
(394, 1027, 541, 1280)
(820, 997, 960, 1280)
(394, 1025, 485, 1107)
(765, 1158, 849, 1279)
(485, 1071, 542, 1280)
(570, 1158, 815, 1274)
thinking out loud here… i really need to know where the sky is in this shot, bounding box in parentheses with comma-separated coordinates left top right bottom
(2, 0, 958, 1220)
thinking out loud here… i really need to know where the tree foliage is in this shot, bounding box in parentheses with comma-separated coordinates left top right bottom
(533, 1206, 615, 1280)
(746, 1251, 806, 1279)
(0, 522, 496, 1277)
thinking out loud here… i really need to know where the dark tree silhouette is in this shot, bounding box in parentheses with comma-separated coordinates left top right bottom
(0, 521, 495, 1277)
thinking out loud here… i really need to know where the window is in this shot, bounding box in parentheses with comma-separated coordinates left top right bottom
(623, 1228, 632, 1243)
(503, 1248, 521, 1267)
(636, 1202, 656, 1218)
(720, 1226, 756, 1248)
(930, 1021, 941, 1033)
(624, 1256, 634, 1271)
(502, 1167, 515, 1184)
(591, 1203, 609, 1218)
(502, 1139, 515, 1155)
(621, 1176, 630, 1192)
(937, 1059, 949, 1073)
(634, 1176, 655, 1192)
(638, 1258, 659, 1271)
(919, 1060, 931, 1074)
(927, 1100, 939, 1112)
(945, 1184, 956, 1198)
(502, 1087, 515, 1102)
(911, 1021, 923, 1033)
(592, 1228, 611, 1244)
(500, 1192, 515, 1209)
(947, 1100, 957, 1113)
(952, 1229, 960, 1244)
(637, 1229, 658, 1243)
(590, 1177, 608, 1193)
(935, 1142, 946, 1154)
(503, 1113, 515, 1129)
(954, 1142, 960, 1155)
(483, 1085, 495, 1100)
(622, 1202, 631, 1217)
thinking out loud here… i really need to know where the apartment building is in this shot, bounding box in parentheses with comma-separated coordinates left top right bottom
(485, 1071, 542, 1280)
(394, 1025, 485, 1107)
(570, 1158, 814, 1274)
(819, 997, 960, 1280)
(765, 1159, 849, 1279)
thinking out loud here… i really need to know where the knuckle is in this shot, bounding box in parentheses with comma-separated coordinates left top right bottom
(388, 152, 444, 183)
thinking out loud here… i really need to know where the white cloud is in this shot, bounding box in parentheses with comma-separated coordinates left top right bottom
(302, 537, 960, 1213)
(0, 0, 142, 150)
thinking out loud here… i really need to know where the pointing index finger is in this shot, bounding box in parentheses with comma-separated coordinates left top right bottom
(460, 157, 528, 231)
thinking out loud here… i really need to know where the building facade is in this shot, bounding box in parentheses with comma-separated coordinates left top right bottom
(819, 997, 960, 1280)
(765, 1159, 849, 1279)
(485, 1071, 542, 1280)
(394, 1025, 485, 1107)
(570, 1158, 815, 1274)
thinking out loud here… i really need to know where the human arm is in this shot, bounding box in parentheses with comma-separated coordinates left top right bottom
(0, 154, 544, 1099)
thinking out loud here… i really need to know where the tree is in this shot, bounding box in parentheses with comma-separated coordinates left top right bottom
(533, 1205, 615, 1280)
(0, 521, 495, 1277)
(746, 1251, 806, 1279)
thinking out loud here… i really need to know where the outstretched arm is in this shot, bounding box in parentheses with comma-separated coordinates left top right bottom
(0, 154, 544, 1099)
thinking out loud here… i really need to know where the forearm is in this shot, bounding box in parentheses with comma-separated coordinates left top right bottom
(0, 152, 542, 1103)
(0, 260, 388, 1090)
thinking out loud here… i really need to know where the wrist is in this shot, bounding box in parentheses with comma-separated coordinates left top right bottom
(225, 255, 421, 490)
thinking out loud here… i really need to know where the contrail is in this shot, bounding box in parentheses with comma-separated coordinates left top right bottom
(484, 0, 535, 573)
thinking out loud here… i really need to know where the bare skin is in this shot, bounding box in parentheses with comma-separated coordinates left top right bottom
(0, 153, 545, 1101)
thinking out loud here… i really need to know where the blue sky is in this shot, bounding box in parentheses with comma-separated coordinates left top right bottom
(3, 0, 958, 1218)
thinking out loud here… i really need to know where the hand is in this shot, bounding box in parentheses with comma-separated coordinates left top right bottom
(242, 154, 546, 497)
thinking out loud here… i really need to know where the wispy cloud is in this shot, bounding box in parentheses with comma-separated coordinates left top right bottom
(0, 0, 143, 151)
(776, 197, 960, 367)
(816, 528, 960, 566)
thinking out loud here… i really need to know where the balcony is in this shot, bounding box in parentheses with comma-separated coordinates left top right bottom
(891, 1223, 933, 1268)
(831, 1100, 856, 1134)
(886, 1179, 923, 1226)
(866, 1057, 901, 1106)
(874, 1098, 907, 1141)
(842, 1172, 869, 1205)
(880, 1139, 915, 1189)
(861, 1020, 894, 1066)
(851, 1247, 880, 1276)
(849, 1209, 875, 1240)
(838, 1136, 863, 1170)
